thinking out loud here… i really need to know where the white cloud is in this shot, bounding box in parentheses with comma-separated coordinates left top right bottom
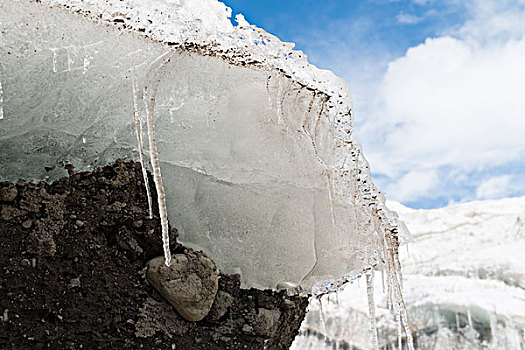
(357, 0, 525, 205)
(458, 0, 525, 43)
(476, 175, 512, 200)
(396, 12, 423, 24)
(385, 169, 439, 202)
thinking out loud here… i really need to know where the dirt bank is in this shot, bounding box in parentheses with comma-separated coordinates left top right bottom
(0, 160, 308, 349)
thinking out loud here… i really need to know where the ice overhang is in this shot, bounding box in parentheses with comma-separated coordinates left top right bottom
(0, 0, 408, 298)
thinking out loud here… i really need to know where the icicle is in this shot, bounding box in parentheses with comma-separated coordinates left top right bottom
(467, 309, 473, 329)
(131, 75, 153, 219)
(50, 48, 58, 73)
(490, 313, 497, 339)
(0, 80, 3, 120)
(455, 313, 461, 332)
(380, 233, 393, 309)
(144, 97, 171, 266)
(393, 299, 403, 350)
(67, 47, 73, 72)
(318, 296, 328, 336)
(384, 231, 414, 350)
(276, 79, 283, 124)
(82, 50, 94, 75)
(393, 279, 414, 350)
(325, 169, 337, 226)
(140, 50, 177, 267)
(391, 268, 414, 350)
(393, 250, 403, 290)
(366, 271, 379, 350)
(380, 257, 386, 294)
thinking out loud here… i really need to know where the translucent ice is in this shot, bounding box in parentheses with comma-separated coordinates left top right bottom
(0, 0, 406, 293)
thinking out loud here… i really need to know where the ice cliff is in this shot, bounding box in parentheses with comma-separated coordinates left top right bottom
(0, 0, 407, 325)
(292, 196, 525, 349)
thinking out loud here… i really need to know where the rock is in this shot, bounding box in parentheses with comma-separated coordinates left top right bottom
(19, 199, 41, 213)
(75, 220, 84, 227)
(132, 220, 143, 228)
(253, 308, 281, 336)
(128, 238, 143, 253)
(242, 324, 253, 334)
(206, 291, 234, 322)
(281, 298, 295, 310)
(0, 184, 17, 202)
(146, 251, 218, 322)
(104, 201, 126, 212)
(135, 298, 190, 338)
(20, 259, 31, 267)
(31, 232, 57, 257)
(65, 164, 75, 176)
(68, 278, 81, 289)
(1, 206, 27, 221)
(21, 219, 33, 229)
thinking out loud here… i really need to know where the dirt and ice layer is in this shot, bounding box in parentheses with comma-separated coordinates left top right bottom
(0, 0, 404, 292)
(292, 196, 525, 349)
(0, 161, 309, 349)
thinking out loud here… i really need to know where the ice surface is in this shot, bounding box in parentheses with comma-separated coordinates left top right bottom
(0, 0, 404, 292)
(292, 196, 525, 349)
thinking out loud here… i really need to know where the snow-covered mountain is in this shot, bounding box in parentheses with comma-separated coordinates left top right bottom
(292, 196, 525, 349)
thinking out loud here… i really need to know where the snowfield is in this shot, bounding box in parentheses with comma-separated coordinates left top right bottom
(292, 196, 525, 349)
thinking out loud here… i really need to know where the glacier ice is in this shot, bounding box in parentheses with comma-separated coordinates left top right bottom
(292, 196, 525, 349)
(0, 0, 408, 307)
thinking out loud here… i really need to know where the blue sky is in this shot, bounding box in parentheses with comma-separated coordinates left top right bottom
(220, 0, 525, 209)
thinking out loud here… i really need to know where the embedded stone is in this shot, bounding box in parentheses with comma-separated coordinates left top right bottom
(206, 291, 234, 322)
(0, 184, 17, 202)
(146, 251, 218, 322)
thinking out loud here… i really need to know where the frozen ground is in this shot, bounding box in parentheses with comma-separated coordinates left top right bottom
(292, 196, 525, 349)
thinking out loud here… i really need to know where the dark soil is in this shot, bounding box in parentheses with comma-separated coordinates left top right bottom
(0, 160, 308, 349)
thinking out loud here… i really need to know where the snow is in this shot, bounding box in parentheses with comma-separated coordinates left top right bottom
(292, 196, 525, 349)
(39, 0, 352, 102)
